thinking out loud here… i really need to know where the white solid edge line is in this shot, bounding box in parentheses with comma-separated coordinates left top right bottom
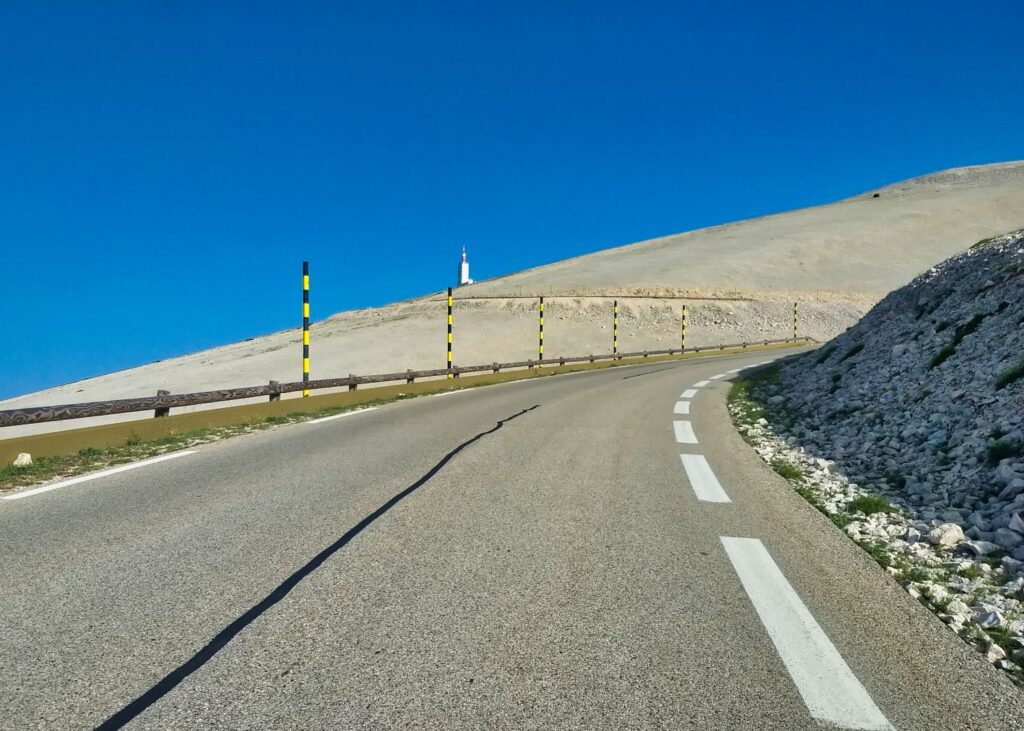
(720, 537, 892, 730)
(431, 390, 466, 398)
(307, 406, 380, 424)
(672, 420, 698, 444)
(679, 454, 730, 502)
(673, 401, 691, 415)
(2, 450, 198, 501)
(680, 388, 698, 399)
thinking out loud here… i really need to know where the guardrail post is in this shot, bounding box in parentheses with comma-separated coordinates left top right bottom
(492, 362, 500, 374)
(447, 287, 454, 379)
(559, 357, 565, 366)
(269, 380, 280, 402)
(589, 354, 595, 363)
(302, 261, 310, 397)
(453, 366, 460, 379)
(613, 300, 619, 359)
(154, 389, 170, 418)
(348, 375, 357, 392)
(406, 370, 415, 384)
(793, 301, 798, 341)
(643, 350, 648, 358)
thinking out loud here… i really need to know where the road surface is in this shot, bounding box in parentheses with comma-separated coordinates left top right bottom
(2, 349, 1023, 729)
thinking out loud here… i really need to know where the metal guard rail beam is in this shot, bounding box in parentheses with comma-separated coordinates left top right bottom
(0, 337, 813, 427)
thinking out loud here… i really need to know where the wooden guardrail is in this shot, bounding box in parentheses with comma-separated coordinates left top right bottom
(0, 338, 813, 427)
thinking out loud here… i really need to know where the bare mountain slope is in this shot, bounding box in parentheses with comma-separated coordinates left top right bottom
(467, 161, 1024, 299)
(4, 161, 1024, 438)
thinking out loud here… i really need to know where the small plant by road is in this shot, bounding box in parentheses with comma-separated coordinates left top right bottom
(847, 493, 897, 516)
(770, 458, 804, 480)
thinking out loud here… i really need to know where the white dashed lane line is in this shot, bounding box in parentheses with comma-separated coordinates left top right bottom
(673, 420, 698, 444)
(720, 537, 892, 731)
(710, 374, 726, 379)
(2, 451, 197, 501)
(680, 388, 698, 399)
(679, 455, 730, 502)
(673, 401, 690, 415)
(693, 380, 711, 387)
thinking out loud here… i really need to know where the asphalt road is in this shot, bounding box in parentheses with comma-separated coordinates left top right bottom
(2, 349, 1024, 730)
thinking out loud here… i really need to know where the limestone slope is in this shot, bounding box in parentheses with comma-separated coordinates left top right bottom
(764, 228, 1024, 524)
(741, 228, 1024, 681)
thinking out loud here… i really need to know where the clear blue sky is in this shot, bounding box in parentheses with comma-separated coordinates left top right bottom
(1, 1, 1022, 399)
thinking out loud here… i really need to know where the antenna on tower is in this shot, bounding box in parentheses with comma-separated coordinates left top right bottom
(457, 245, 473, 286)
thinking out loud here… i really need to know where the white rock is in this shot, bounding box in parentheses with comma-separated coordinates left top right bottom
(976, 610, 1004, 629)
(995, 528, 1024, 550)
(946, 598, 970, 617)
(986, 643, 1007, 663)
(1001, 555, 1024, 575)
(12, 453, 32, 467)
(1000, 578, 1024, 596)
(928, 523, 965, 547)
(962, 540, 1002, 556)
(905, 527, 922, 544)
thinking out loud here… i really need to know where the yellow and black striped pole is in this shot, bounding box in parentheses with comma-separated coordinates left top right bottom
(538, 296, 544, 365)
(302, 261, 310, 397)
(793, 301, 798, 341)
(613, 300, 619, 357)
(447, 287, 454, 378)
(681, 303, 687, 353)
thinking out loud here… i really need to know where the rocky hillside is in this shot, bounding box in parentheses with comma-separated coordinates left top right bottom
(738, 229, 1024, 681)
(767, 229, 1024, 527)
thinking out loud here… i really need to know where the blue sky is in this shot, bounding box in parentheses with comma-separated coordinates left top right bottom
(1, 1, 1022, 399)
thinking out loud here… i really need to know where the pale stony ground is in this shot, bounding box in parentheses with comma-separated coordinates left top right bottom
(733, 229, 1024, 685)
(3, 161, 1024, 439)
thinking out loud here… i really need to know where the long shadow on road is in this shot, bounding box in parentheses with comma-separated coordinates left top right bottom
(97, 405, 541, 730)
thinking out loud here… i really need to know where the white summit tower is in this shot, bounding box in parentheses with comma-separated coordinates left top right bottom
(457, 245, 474, 286)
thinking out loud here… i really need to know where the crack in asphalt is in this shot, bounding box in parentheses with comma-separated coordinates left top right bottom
(96, 405, 541, 730)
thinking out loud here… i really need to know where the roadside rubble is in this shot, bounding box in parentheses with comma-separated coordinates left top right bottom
(729, 229, 1024, 685)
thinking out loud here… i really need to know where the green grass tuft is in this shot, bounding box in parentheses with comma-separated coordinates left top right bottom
(959, 564, 984, 580)
(847, 493, 896, 515)
(929, 313, 987, 369)
(838, 342, 865, 362)
(929, 342, 957, 369)
(770, 458, 804, 481)
(989, 438, 1024, 465)
(814, 345, 837, 364)
(857, 540, 892, 569)
(996, 360, 1024, 390)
